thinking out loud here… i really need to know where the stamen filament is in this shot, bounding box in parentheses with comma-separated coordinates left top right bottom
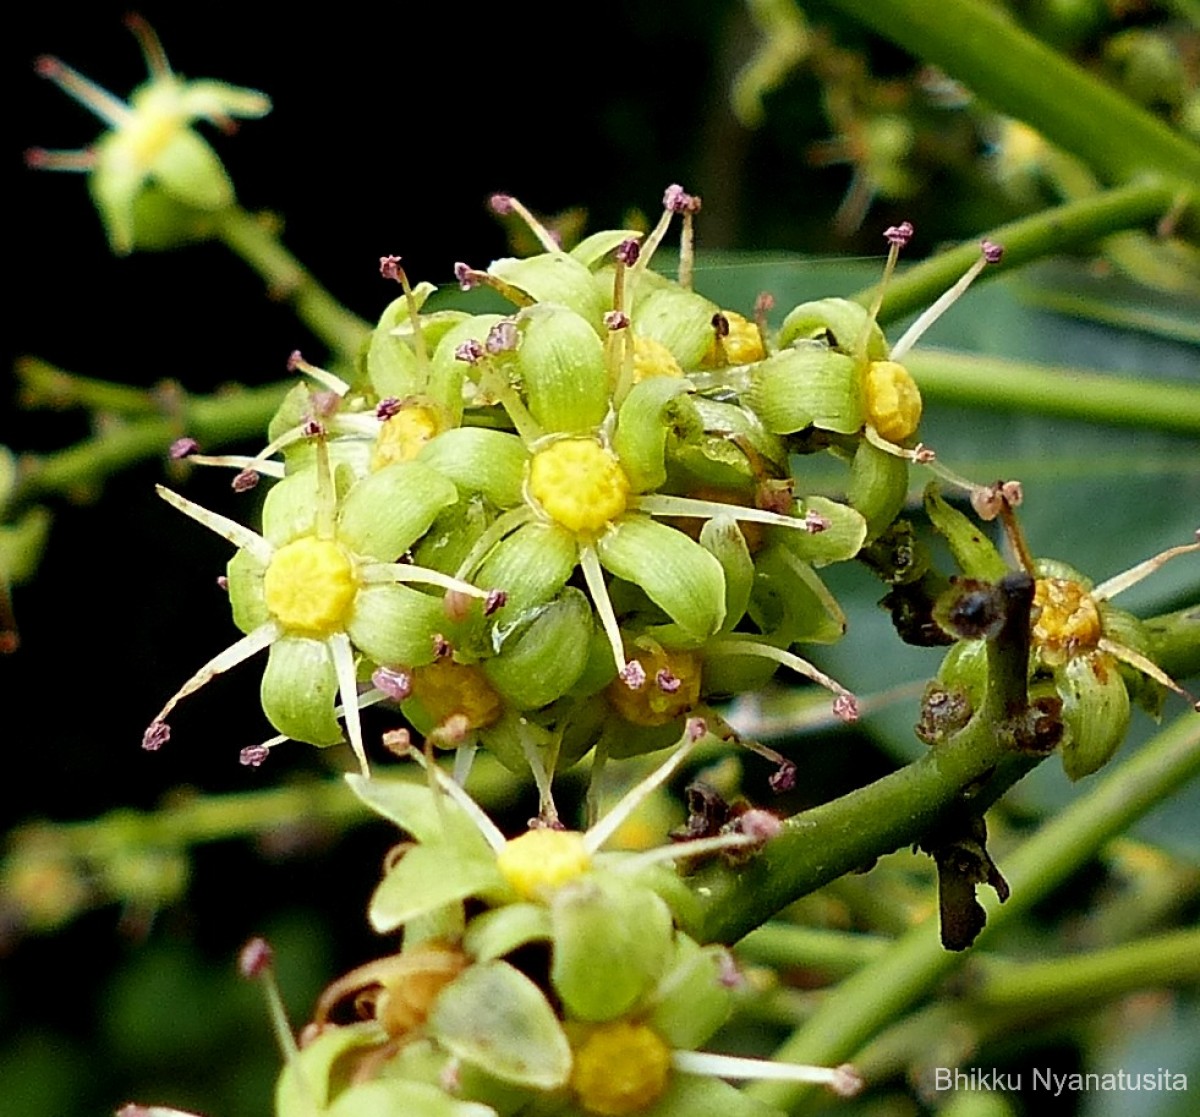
(249, 688, 389, 754)
(453, 506, 535, 582)
(400, 746, 508, 853)
(151, 621, 280, 725)
(584, 721, 707, 853)
(891, 252, 991, 361)
(34, 56, 132, 127)
(155, 485, 274, 564)
(579, 544, 628, 680)
(329, 631, 369, 778)
(614, 831, 761, 873)
(1092, 540, 1200, 601)
(709, 637, 858, 718)
(494, 195, 562, 254)
(288, 353, 350, 397)
(359, 563, 489, 599)
(477, 362, 543, 444)
(671, 1051, 861, 1095)
(25, 147, 98, 172)
(631, 494, 811, 530)
(185, 454, 287, 479)
(1097, 638, 1198, 707)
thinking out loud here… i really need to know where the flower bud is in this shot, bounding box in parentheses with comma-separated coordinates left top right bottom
(1058, 651, 1132, 780)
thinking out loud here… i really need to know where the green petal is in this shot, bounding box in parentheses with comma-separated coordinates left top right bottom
(774, 496, 868, 567)
(276, 1022, 381, 1116)
(598, 517, 726, 642)
(645, 1076, 784, 1117)
(476, 522, 578, 620)
(550, 873, 675, 1021)
(571, 229, 644, 267)
(366, 294, 423, 399)
(924, 483, 1008, 581)
(226, 547, 269, 635)
(778, 296, 888, 359)
(1059, 652, 1132, 781)
(613, 377, 694, 493)
(260, 635, 341, 746)
(648, 937, 734, 1050)
(347, 584, 445, 666)
(325, 1079, 496, 1117)
(633, 285, 720, 369)
(428, 960, 572, 1088)
(746, 345, 863, 435)
(700, 516, 755, 632)
(345, 774, 498, 852)
(517, 304, 609, 433)
(418, 428, 528, 509)
(337, 460, 459, 560)
(484, 588, 593, 708)
(848, 439, 909, 542)
(665, 396, 788, 490)
(261, 467, 321, 547)
(491, 253, 606, 324)
(151, 131, 233, 212)
(463, 902, 553, 962)
(368, 843, 504, 933)
(749, 544, 847, 645)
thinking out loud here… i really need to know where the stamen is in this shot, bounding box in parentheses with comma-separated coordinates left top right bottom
(452, 506, 535, 583)
(33, 55, 131, 127)
(371, 666, 412, 701)
(359, 561, 493, 600)
(615, 830, 764, 873)
(579, 545, 629, 680)
(378, 255, 429, 373)
(451, 264, 535, 307)
(632, 493, 818, 530)
(169, 438, 199, 460)
(1097, 638, 1198, 707)
(287, 351, 350, 397)
(488, 193, 562, 254)
(754, 292, 775, 349)
(1092, 539, 1200, 601)
(396, 744, 508, 853)
(891, 240, 1004, 361)
(855, 222, 913, 356)
(239, 745, 271, 767)
(671, 1052, 862, 1096)
(584, 719, 710, 854)
(678, 191, 702, 290)
(124, 13, 173, 82)
(452, 739, 479, 786)
(155, 485, 274, 564)
(182, 454, 285, 481)
(709, 638, 859, 720)
(146, 621, 280, 734)
(24, 147, 99, 172)
(329, 631, 369, 778)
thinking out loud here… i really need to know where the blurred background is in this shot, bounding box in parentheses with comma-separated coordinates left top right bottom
(3, 2, 1198, 1115)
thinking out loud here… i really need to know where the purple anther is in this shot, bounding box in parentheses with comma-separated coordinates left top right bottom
(620, 659, 647, 690)
(833, 694, 860, 723)
(489, 193, 515, 215)
(286, 350, 304, 372)
(237, 936, 273, 978)
(169, 437, 199, 460)
(454, 262, 478, 291)
(231, 468, 260, 493)
(717, 950, 743, 988)
(142, 721, 170, 751)
(711, 312, 730, 338)
(485, 320, 519, 354)
(884, 221, 914, 248)
(484, 589, 508, 616)
(432, 633, 453, 659)
(239, 744, 271, 768)
(913, 443, 937, 464)
(981, 239, 1004, 264)
(372, 665, 413, 701)
(1000, 479, 1024, 506)
(603, 310, 630, 331)
(768, 760, 798, 794)
(656, 668, 682, 694)
(301, 417, 326, 438)
(685, 715, 709, 741)
(803, 509, 831, 534)
(382, 727, 414, 756)
(454, 338, 484, 365)
(754, 291, 776, 314)
(737, 808, 784, 841)
(375, 396, 403, 420)
(310, 390, 341, 419)
(615, 237, 641, 267)
(216, 575, 229, 592)
(379, 254, 403, 281)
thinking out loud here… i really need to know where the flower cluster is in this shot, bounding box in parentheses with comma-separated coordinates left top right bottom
(143, 188, 1015, 787)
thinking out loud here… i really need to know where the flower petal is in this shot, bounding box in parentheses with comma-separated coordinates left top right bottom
(598, 517, 726, 642)
(346, 584, 445, 666)
(260, 635, 342, 746)
(417, 428, 528, 509)
(517, 304, 609, 434)
(337, 460, 458, 560)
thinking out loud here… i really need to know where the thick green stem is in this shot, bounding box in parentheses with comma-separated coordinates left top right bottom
(1145, 604, 1200, 683)
(903, 350, 1200, 435)
(16, 358, 164, 417)
(822, 0, 1200, 192)
(736, 925, 890, 977)
(855, 181, 1180, 326)
(746, 711, 1200, 1112)
(13, 381, 291, 504)
(214, 207, 371, 361)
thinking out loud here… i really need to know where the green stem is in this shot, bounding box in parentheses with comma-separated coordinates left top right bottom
(1145, 605, 1200, 683)
(14, 381, 291, 504)
(213, 207, 371, 361)
(856, 181, 1179, 326)
(16, 358, 164, 417)
(822, 0, 1200, 192)
(746, 711, 1200, 1113)
(902, 350, 1200, 435)
(736, 924, 890, 978)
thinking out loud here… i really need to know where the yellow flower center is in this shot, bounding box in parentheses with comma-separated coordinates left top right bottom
(528, 438, 630, 536)
(864, 360, 922, 442)
(262, 537, 357, 636)
(631, 336, 684, 383)
(607, 647, 702, 727)
(496, 829, 592, 900)
(570, 1020, 672, 1116)
(1032, 577, 1102, 667)
(371, 406, 442, 470)
(701, 310, 765, 368)
(411, 661, 504, 732)
(123, 96, 183, 166)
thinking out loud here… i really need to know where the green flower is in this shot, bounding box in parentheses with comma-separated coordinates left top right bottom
(27, 16, 269, 253)
(143, 432, 498, 776)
